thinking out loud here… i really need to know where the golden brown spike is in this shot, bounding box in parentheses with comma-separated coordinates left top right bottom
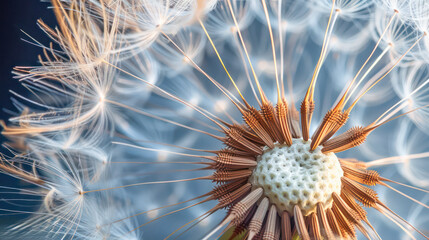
(276, 99, 293, 146)
(341, 177, 379, 207)
(206, 190, 260, 240)
(310, 109, 345, 150)
(322, 126, 372, 153)
(211, 169, 253, 182)
(225, 128, 263, 155)
(243, 107, 275, 148)
(341, 165, 380, 186)
(320, 111, 349, 144)
(248, 198, 269, 240)
(210, 179, 247, 200)
(254, 219, 267, 240)
(340, 191, 378, 238)
(316, 203, 335, 239)
(340, 192, 367, 221)
(281, 211, 292, 240)
(263, 205, 278, 240)
(309, 213, 322, 240)
(229, 205, 256, 239)
(222, 137, 250, 154)
(261, 102, 284, 143)
(332, 202, 356, 238)
(230, 203, 255, 227)
(332, 193, 365, 226)
(217, 183, 252, 208)
(215, 148, 256, 158)
(230, 124, 265, 146)
(300, 100, 315, 141)
(294, 205, 310, 240)
(213, 153, 257, 170)
(326, 208, 343, 238)
(230, 188, 263, 219)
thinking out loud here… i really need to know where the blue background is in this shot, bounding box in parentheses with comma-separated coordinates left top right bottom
(0, 0, 55, 228)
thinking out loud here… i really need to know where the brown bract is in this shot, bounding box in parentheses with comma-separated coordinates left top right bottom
(190, 98, 418, 240)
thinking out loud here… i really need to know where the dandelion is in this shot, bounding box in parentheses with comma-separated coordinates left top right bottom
(1, 0, 429, 239)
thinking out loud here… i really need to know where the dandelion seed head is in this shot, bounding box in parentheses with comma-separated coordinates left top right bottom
(2, 0, 429, 239)
(376, 0, 413, 19)
(311, 0, 373, 19)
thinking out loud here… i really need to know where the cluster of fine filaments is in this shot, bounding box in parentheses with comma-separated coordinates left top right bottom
(1, 0, 429, 240)
(250, 139, 343, 215)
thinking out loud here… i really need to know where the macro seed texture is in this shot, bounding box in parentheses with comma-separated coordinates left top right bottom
(250, 138, 343, 215)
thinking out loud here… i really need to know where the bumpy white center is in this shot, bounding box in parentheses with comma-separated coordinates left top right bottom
(249, 138, 343, 216)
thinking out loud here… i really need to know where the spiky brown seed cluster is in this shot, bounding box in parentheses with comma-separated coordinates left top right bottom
(195, 97, 407, 240)
(1, 1, 428, 240)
